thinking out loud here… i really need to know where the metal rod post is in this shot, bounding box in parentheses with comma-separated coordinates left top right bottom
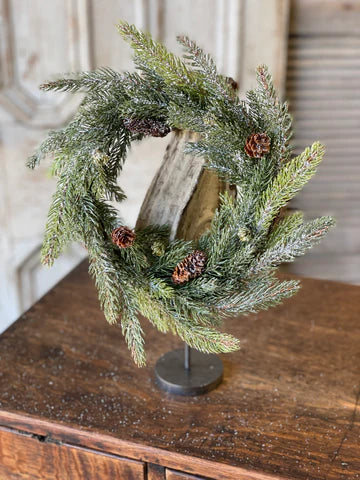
(184, 343, 191, 371)
(155, 345, 223, 395)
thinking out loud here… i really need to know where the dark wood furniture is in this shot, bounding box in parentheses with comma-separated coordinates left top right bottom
(0, 262, 359, 479)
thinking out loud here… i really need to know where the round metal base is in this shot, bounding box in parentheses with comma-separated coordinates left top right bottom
(155, 348, 223, 396)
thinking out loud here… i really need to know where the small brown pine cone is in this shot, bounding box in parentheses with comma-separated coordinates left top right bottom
(225, 76, 239, 91)
(111, 226, 136, 249)
(172, 250, 207, 285)
(124, 118, 171, 137)
(245, 133, 271, 158)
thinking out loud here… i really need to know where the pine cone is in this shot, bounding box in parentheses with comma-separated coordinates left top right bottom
(111, 226, 136, 248)
(225, 76, 238, 91)
(172, 250, 207, 285)
(245, 133, 271, 158)
(124, 118, 171, 137)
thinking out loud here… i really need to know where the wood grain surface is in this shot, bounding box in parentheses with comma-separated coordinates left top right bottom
(166, 469, 205, 480)
(148, 463, 166, 480)
(136, 128, 234, 243)
(136, 130, 206, 240)
(286, 0, 360, 285)
(0, 261, 359, 479)
(0, 426, 144, 479)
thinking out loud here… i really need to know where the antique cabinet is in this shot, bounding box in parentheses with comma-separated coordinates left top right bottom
(0, 262, 359, 479)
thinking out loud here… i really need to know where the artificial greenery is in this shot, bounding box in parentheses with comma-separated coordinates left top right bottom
(28, 23, 335, 366)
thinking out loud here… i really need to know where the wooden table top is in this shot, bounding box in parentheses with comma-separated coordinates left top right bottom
(0, 262, 359, 480)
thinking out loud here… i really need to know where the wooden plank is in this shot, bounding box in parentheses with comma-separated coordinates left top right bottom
(136, 130, 205, 240)
(285, 253, 360, 284)
(239, 0, 290, 96)
(0, 427, 144, 480)
(136, 129, 230, 241)
(0, 262, 360, 479)
(166, 469, 206, 479)
(286, 0, 360, 284)
(148, 463, 166, 480)
(0, 412, 282, 480)
(289, 0, 360, 35)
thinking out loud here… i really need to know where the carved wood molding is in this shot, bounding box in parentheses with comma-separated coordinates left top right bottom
(16, 243, 86, 313)
(0, 0, 92, 127)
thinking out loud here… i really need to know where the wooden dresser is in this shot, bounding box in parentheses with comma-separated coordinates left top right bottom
(0, 262, 359, 479)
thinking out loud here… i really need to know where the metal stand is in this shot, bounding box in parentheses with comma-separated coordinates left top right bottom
(155, 343, 223, 396)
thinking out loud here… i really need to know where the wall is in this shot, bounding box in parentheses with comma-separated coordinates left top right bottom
(286, 0, 360, 283)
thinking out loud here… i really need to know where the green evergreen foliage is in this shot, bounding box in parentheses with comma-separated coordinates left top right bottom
(28, 22, 335, 366)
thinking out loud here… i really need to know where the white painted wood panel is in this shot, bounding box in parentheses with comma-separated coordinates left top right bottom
(286, 0, 360, 283)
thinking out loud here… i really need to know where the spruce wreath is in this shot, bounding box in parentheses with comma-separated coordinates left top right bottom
(28, 23, 335, 366)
